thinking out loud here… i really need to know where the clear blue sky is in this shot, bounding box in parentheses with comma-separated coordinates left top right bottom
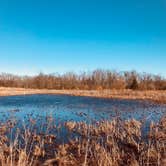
(0, 0, 166, 76)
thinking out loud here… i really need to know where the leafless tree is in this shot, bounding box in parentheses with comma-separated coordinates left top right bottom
(0, 70, 165, 90)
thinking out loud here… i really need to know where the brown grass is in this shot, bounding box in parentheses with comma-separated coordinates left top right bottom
(0, 87, 166, 104)
(0, 116, 165, 166)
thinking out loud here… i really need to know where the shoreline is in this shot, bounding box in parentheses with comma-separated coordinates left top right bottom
(0, 87, 166, 104)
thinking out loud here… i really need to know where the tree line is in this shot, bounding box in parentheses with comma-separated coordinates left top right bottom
(0, 70, 165, 90)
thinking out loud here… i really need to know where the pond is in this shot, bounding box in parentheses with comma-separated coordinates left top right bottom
(0, 94, 165, 143)
(0, 94, 165, 123)
(0, 94, 165, 164)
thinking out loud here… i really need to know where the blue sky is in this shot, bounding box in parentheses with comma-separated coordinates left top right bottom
(0, 0, 166, 76)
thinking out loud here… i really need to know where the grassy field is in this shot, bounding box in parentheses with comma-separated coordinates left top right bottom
(0, 87, 166, 104)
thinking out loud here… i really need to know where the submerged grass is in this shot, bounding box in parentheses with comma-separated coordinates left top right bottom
(0, 116, 165, 166)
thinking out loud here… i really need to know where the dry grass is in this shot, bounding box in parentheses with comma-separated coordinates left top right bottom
(0, 116, 165, 166)
(0, 87, 166, 104)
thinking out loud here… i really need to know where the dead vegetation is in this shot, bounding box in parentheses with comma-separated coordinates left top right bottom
(0, 116, 165, 166)
(0, 70, 165, 90)
(0, 87, 165, 104)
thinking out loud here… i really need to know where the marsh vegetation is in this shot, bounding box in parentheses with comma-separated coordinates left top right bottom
(0, 115, 165, 166)
(0, 95, 165, 166)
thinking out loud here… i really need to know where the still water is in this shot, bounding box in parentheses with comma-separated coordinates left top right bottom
(0, 94, 165, 124)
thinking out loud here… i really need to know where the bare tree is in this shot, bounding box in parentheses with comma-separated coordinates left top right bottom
(0, 70, 165, 90)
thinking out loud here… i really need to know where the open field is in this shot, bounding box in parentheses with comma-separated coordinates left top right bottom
(0, 87, 166, 104)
